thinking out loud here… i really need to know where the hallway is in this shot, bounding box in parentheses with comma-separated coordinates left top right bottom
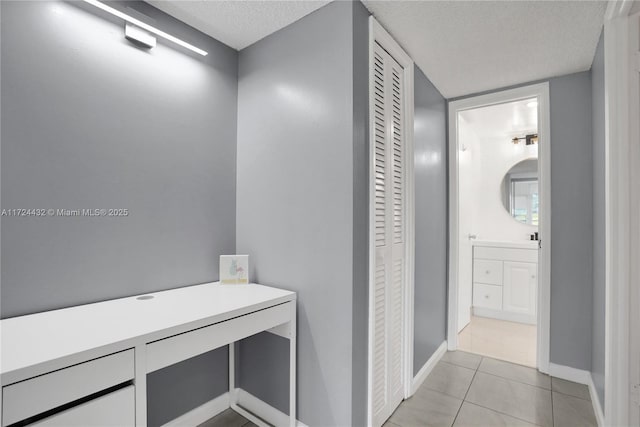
(385, 351, 597, 427)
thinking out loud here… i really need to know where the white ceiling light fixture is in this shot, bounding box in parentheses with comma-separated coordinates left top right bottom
(82, 0, 208, 56)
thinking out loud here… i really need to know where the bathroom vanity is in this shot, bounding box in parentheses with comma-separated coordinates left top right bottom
(472, 240, 538, 324)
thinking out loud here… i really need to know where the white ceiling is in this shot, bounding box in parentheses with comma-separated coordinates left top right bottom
(459, 98, 538, 139)
(148, 0, 607, 98)
(147, 0, 330, 50)
(362, 1, 608, 98)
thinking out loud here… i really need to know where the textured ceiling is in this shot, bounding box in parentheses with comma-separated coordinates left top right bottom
(149, 1, 607, 98)
(362, 1, 608, 98)
(147, 0, 330, 50)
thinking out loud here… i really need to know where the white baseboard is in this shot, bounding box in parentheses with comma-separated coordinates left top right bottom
(411, 341, 447, 395)
(161, 392, 230, 427)
(548, 363, 591, 384)
(473, 307, 536, 325)
(233, 388, 308, 427)
(587, 374, 605, 427)
(548, 363, 604, 427)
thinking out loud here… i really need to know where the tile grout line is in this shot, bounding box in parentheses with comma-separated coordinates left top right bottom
(551, 390, 555, 427)
(461, 401, 546, 427)
(461, 360, 553, 427)
(450, 356, 482, 426)
(475, 368, 551, 391)
(549, 379, 592, 402)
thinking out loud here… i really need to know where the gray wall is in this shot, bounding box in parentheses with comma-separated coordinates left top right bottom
(413, 65, 448, 374)
(351, 2, 371, 426)
(591, 30, 606, 407)
(548, 71, 594, 371)
(0, 1, 237, 424)
(235, 2, 367, 425)
(450, 70, 595, 372)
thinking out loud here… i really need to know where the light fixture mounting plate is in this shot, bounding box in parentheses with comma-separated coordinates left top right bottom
(125, 22, 156, 49)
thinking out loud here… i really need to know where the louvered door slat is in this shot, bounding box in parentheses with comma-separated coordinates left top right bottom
(372, 46, 389, 424)
(372, 41, 406, 427)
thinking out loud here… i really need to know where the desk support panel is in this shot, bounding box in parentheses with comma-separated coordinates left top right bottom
(228, 301, 297, 427)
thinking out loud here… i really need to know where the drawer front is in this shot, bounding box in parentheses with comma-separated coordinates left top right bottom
(2, 349, 134, 426)
(146, 301, 293, 373)
(31, 386, 134, 427)
(473, 283, 503, 310)
(473, 259, 503, 285)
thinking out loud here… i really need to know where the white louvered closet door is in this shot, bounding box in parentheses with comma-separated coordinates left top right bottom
(372, 41, 405, 427)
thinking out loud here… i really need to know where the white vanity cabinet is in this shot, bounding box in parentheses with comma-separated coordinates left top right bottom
(472, 241, 538, 324)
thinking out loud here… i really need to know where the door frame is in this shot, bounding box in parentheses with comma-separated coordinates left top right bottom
(367, 16, 415, 427)
(446, 83, 552, 373)
(603, 1, 638, 425)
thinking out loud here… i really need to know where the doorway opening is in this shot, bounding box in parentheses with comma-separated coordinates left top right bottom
(448, 84, 551, 372)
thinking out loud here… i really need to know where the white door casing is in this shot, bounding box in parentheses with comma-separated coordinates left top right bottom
(368, 16, 415, 427)
(604, 1, 638, 425)
(626, 7, 640, 426)
(447, 83, 551, 374)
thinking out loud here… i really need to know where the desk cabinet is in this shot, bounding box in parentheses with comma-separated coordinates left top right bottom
(1, 283, 296, 427)
(31, 386, 135, 427)
(2, 350, 134, 426)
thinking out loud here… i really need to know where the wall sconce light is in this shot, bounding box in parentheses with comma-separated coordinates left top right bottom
(83, 0, 208, 56)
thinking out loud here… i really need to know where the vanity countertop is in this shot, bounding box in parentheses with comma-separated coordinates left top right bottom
(472, 239, 539, 250)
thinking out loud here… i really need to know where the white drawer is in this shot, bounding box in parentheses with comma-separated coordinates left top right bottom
(473, 283, 503, 310)
(473, 259, 503, 285)
(2, 349, 134, 426)
(31, 386, 134, 427)
(146, 301, 293, 373)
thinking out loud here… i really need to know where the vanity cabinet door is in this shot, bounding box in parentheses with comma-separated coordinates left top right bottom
(503, 261, 537, 317)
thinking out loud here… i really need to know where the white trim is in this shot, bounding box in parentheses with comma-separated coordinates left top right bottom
(604, 2, 635, 426)
(588, 374, 606, 427)
(410, 341, 447, 395)
(549, 363, 605, 427)
(367, 16, 415, 427)
(548, 363, 592, 385)
(233, 388, 308, 427)
(161, 393, 230, 427)
(447, 83, 551, 374)
(628, 9, 640, 425)
(548, 364, 605, 427)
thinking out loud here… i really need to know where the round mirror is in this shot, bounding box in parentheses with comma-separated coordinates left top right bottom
(501, 158, 538, 225)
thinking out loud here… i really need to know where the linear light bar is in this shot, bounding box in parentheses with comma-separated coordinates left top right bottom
(83, 0, 208, 56)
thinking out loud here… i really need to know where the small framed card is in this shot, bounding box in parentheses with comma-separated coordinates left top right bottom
(220, 255, 249, 284)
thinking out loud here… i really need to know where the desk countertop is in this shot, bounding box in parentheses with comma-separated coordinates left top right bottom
(1, 283, 295, 385)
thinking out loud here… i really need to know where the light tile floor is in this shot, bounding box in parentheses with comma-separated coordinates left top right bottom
(385, 351, 597, 427)
(199, 352, 597, 427)
(458, 316, 537, 367)
(198, 409, 256, 427)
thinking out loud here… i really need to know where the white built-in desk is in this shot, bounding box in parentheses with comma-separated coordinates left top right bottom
(0, 282, 297, 427)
